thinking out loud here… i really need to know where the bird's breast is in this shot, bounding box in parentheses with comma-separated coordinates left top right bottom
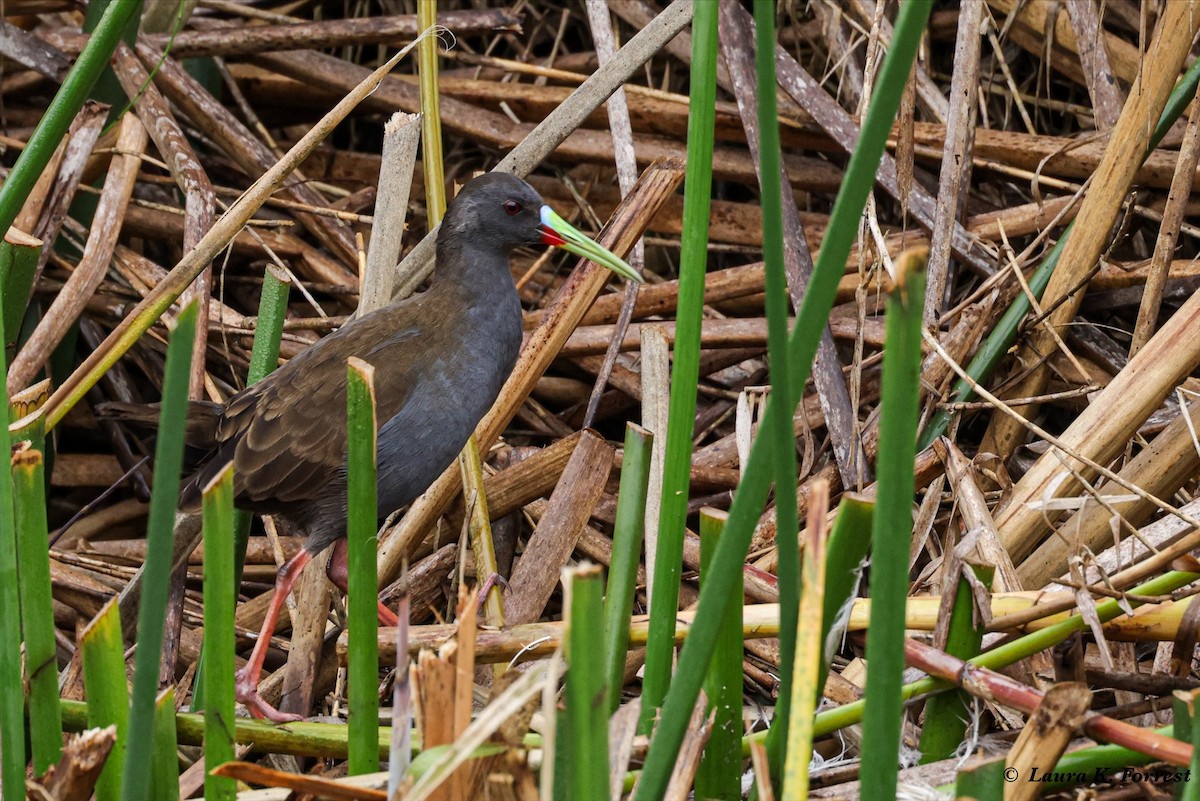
(373, 289, 522, 512)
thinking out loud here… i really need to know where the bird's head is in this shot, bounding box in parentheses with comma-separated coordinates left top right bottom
(444, 173, 640, 282)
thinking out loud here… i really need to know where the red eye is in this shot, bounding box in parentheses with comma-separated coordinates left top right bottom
(503, 200, 523, 215)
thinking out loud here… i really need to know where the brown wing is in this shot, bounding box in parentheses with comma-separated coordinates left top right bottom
(179, 301, 437, 514)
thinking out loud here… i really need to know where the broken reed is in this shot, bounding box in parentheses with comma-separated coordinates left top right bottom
(631, 3, 935, 797)
(152, 689, 180, 801)
(0, 280, 24, 800)
(79, 600, 128, 801)
(696, 509, 741, 801)
(347, 358, 381, 775)
(564, 564, 608, 801)
(234, 266, 292, 573)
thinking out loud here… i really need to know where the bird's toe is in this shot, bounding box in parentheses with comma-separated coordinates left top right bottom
(235, 670, 303, 724)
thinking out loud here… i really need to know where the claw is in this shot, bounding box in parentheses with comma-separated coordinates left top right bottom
(477, 572, 510, 612)
(236, 667, 303, 723)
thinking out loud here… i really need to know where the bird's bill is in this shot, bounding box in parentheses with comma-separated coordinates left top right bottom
(539, 206, 642, 283)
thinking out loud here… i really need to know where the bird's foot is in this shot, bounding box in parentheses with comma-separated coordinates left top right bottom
(476, 572, 510, 612)
(377, 600, 399, 627)
(235, 668, 303, 723)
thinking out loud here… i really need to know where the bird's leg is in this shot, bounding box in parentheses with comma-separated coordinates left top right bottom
(236, 548, 312, 723)
(326, 538, 399, 626)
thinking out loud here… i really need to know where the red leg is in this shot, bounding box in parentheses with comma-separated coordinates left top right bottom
(327, 538, 398, 626)
(236, 549, 312, 723)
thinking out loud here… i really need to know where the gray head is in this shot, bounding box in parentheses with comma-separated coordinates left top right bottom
(437, 172, 641, 282)
(440, 173, 548, 251)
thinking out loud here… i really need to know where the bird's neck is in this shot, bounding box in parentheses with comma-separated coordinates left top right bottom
(431, 238, 517, 306)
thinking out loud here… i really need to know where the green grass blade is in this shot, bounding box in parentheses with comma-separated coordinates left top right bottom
(0, 232, 42, 350)
(13, 441, 62, 774)
(640, 0, 718, 732)
(753, 0, 801, 777)
(696, 509, 742, 801)
(195, 266, 291, 713)
(234, 267, 291, 582)
(631, 4, 933, 797)
(565, 564, 609, 801)
(918, 237, 1063, 449)
(860, 254, 927, 801)
(120, 300, 197, 801)
(245, 266, 292, 387)
(781, 486, 832, 801)
(347, 357, 380, 775)
(1157, 59, 1200, 146)
(80, 599, 129, 801)
(81, 0, 142, 124)
(604, 423, 652, 714)
(918, 565, 992, 762)
(151, 688, 180, 801)
(202, 463, 236, 801)
(0, 241, 24, 800)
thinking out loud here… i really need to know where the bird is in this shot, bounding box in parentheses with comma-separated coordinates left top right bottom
(178, 172, 639, 722)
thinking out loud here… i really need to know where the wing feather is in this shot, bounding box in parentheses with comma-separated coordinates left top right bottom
(180, 300, 442, 517)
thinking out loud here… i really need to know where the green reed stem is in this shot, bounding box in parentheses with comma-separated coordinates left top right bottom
(79, 599, 129, 801)
(0, 223, 24, 801)
(347, 358, 381, 775)
(603, 423, 652, 714)
(861, 257, 926, 801)
(151, 688, 180, 801)
(640, 0, 718, 733)
(754, 0, 801, 776)
(195, 267, 290, 713)
(202, 464, 236, 801)
(918, 564, 992, 763)
(120, 301, 197, 801)
(13, 444, 61, 775)
(565, 564, 608, 801)
(696, 510, 741, 801)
